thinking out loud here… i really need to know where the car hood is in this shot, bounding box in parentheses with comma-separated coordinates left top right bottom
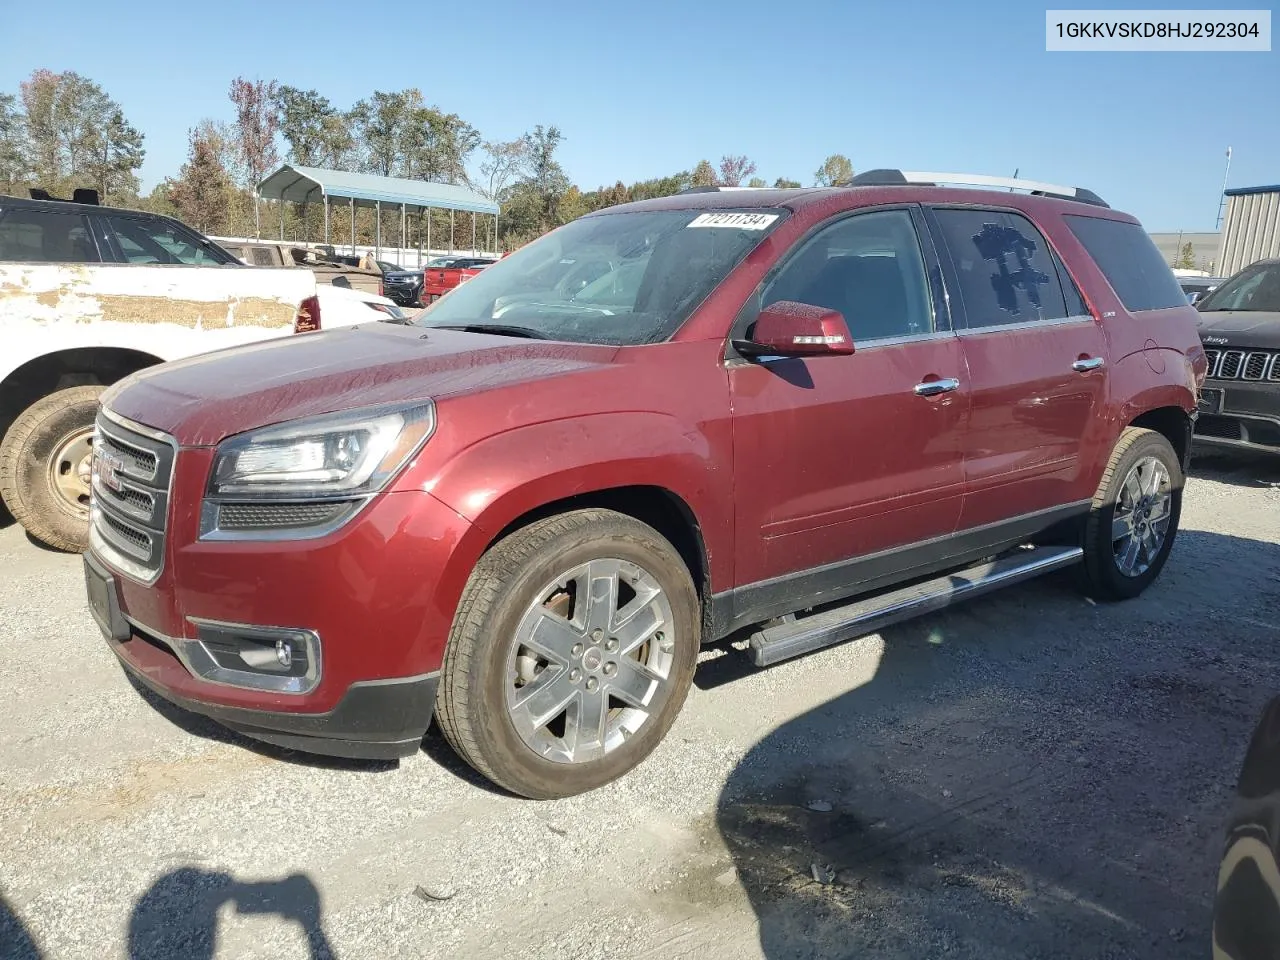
(384, 271, 421, 280)
(104, 323, 618, 446)
(1196, 310, 1280, 350)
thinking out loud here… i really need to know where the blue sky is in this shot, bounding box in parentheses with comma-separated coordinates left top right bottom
(3, 0, 1275, 231)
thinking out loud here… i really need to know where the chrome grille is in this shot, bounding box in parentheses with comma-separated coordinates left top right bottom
(90, 412, 175, 581)
(1203, 348, 1220, 377)
(97, 431, 157, 480)
(1244, 353, 1270, 381)
(1204, 348, 1279, 382)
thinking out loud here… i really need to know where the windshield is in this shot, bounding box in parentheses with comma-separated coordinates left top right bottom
(1198, 261, 1280, 312)
(414, 208, 785, 345)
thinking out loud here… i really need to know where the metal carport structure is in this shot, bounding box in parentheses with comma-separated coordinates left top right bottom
(257, 164, 501, 264)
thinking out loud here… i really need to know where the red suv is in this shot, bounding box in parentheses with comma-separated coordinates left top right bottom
(85, 171, 1208, 799)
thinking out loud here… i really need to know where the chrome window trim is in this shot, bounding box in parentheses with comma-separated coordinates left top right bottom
(956, 313, 1095, 337)
(854, 329, 957, 350)
(723, 327, 958, 366)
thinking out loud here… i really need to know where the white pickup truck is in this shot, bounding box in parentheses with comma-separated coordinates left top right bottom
(0, 192, 406, 552)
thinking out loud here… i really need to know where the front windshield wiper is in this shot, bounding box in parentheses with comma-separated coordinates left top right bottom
(431, 323, 552, 340)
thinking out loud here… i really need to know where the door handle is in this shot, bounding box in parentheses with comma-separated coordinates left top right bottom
(1072, 357, 1105, 372)
(913, 378, 961, 397)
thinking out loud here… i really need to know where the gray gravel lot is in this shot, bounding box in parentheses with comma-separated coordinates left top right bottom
(2, 453, 1279, 960)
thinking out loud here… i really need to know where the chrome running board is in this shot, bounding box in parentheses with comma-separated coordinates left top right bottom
(747, 545, 1084, 667)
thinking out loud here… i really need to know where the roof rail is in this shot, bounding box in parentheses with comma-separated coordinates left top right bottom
(678, 185, 773, 194)
(841, 169, 1109, 208)
(27, 186, 101, 205)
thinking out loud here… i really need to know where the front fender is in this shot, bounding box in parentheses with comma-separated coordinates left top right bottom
(403, 412, 734, 590)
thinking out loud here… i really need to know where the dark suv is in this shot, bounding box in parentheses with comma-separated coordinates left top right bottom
(1193, 258, 1280, 454)
(85, 170, 1207, 799)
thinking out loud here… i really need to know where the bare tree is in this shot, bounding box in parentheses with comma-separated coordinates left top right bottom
(228, 77, 280, 237)
(717, 155, 757, 187)
(477, 138, 528, 200)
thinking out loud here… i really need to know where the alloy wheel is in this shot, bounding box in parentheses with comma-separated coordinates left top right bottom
(505, 557, 675, 764)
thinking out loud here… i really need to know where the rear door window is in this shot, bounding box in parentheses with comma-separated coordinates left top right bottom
(0, 208, 99, 262)
(931, 208, 1068, 327)
(1063, 215, 1187, 312)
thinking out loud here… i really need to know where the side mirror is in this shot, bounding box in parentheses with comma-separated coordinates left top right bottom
(735, 301, 855, 359)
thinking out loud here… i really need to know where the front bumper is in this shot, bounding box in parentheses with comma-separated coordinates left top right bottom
(87, 457, 481, 759)
(1194, 379, 1280, 453)
(115, 624, 439, 759)
(384, 282, 422, 306)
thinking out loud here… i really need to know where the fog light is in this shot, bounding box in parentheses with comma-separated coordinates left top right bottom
(276, 639, 293, 668)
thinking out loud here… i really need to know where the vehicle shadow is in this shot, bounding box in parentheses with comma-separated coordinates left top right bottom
(715, 529, 1280, 959)
(23, 531, 71, 554)
(121, 664, 514, 792)
(1, 888, 44, 960)
(120, 670, 399, 774)
(128, 866, 334, 959)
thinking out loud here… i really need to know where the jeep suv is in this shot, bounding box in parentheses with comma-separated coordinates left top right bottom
(1192, 257, 1280, 454)
(84, 170, 1207, 799)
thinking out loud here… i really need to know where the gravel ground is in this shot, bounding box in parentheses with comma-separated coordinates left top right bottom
(1, 452, 1278, 960)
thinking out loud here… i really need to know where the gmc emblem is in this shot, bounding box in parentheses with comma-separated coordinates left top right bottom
(94, 449, 125, 493)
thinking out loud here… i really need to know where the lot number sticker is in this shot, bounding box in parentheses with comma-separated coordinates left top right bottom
(686, 212, 779, 230)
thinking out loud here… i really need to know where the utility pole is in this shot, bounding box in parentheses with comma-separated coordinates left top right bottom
(1215, 147, 1232, 230)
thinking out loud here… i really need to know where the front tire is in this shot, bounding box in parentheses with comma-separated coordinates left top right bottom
(436, 509, 700, 799)
(1080, 426, 1183, 601)
(0, 385, 103, 552)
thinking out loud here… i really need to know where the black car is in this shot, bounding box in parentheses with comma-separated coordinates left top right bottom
(1193, 258, 1280, 455)
(381, 266, 426, 307)
(1179, 275, 1228, 305)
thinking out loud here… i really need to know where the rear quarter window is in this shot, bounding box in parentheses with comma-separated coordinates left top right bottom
(1063, 215, 1187, 312)
(0, 208, 97, 262)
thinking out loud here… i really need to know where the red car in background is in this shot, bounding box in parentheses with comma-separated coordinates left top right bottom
(423, 256, 496, 303)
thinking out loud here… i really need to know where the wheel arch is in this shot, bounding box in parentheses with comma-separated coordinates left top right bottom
(0, 347, 164, 439)
(1128, 404, 1194, 473)
(487, 484, 710, 603)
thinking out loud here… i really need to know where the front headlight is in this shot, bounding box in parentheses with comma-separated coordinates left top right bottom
(201, 401, 435, 539)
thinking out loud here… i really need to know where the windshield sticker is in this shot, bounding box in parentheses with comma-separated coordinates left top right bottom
(686, 212, 779, 231)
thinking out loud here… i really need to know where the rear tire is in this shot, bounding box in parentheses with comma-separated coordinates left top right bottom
(436, 509, 700, 799)
(0, 385, 103, 552)
(1079, 427, 1183, 601)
